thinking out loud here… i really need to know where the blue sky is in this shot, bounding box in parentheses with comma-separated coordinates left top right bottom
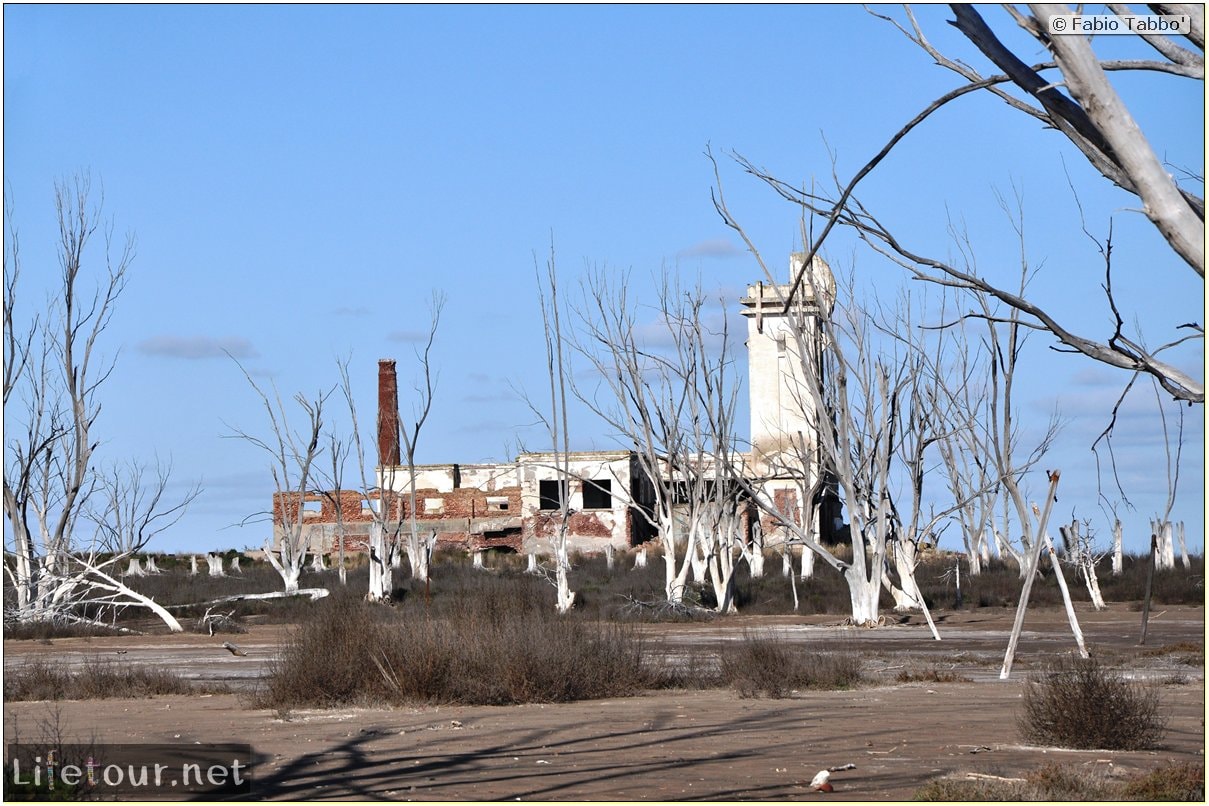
(4, 4, 1203, 556)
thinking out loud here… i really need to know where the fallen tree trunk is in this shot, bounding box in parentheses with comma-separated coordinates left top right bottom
(165, 588, 330, 610)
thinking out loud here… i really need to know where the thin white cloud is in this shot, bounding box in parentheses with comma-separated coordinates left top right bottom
(463, 386, 517, 403)
(387, 329, 429, 343)
(137, 335, 258, 360)
(676, 238, 744, 259)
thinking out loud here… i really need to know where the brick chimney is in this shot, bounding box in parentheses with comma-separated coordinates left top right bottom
(377, 359, 400, 467)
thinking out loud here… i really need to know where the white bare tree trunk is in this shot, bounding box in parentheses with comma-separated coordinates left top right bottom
(1176, 521, 1190, 570)
(688, 529, 708, 583)
(417, 532, 434, 581)
(207, 554, 225, 576)
(704, 520, 739, 614)
(1155, 519, 1177, 570)
(526, 552, 539, 574)
(367, 521, 393, 602)
(782, 543, 793, 578)
(604, 543, 614, 570)
(401, 525, 431, 582)
(663, 521, 694, 605)
(281, 566, 301, 595)
(1001, 473, 1063, 679)
(995, 529, 1027, 577)
(633, 546, 647, 568)
(1081, 558, 1107, 610)
(1063, 521, 1107, 611)
(189, 555, 198, 576)
(747, 524, 766, 578)
(310, 550, 326, 572)
(79, 562, 185, 633)
(472, 550, 485, 570)
(125, 557, 145, 577)
(888, 540, 923, 612)
(707, 559, 737, 613)
(968, 531, 984, 575)
(145, 555, 160, 574)
(800, 542, 815, 580)
(1043, 532, 1089, 658)
(846, 576, 881, 625)
(1111, 519, 1123, 576)
(555, 537, 575, 614)
(264, 544, 303, 596)
(229, 556, 241, 573)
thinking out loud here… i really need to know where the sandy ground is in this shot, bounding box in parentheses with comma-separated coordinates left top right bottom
(3, 605, 1204, 800)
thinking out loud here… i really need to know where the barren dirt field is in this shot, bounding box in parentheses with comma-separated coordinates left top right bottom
(4, 605, 1204, 801)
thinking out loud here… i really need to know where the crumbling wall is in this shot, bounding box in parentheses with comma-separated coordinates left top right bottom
(764, 486, 801, 538)
(272, 490, 382, 526)
(399, 485, 525, 552)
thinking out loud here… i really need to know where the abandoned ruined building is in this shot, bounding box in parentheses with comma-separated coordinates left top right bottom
(273, 254, 842, 560)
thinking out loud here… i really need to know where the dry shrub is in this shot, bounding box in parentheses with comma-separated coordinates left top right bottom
(913, 775, 1030, 801)
(1119, 762, 1204, 801)
(1141, 641, 1204, 666)
(256, 585, 655, 709)
(645, 647, 724, 690)
(3, 619, 120, 641)
(719, 632, 862, 698)
(1018, 656, 1166, 750)
(895, 665, 971, 683)
(4, 657, 207, 701)
(915, 762, 1204, 801)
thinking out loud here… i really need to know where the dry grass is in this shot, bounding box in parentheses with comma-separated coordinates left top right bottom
(8, 549, 1202, 636)
(3, 656, 221, 701)
(915, 761, 1204, 801)
(1140, 641, 1204, 666)
(894, 665, 972, 683)
(718, 631, 863, 698)
(254, 584, 659, 709)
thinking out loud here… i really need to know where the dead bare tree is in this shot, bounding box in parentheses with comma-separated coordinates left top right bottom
(575, 267, 739, 609)
(88, 459, 200, 560)
(731, 3, 1202, 402)
(398, 291, 446, 586)
(1059, 517, 1108, 610)
(1000, 470, 1066, 679)
(667, 282, 747, 614)
(227, 361, 331, 595)
(734, 257, 907, 626)
(874, 289, 977, 628)
(533, 245, 575, 613)
(934, 321, 1000, 575)
(207, 553, 225, 577)
(335, 357, 401, 602)
(3, 176, 195, 633)
(317, 430, 351, 586)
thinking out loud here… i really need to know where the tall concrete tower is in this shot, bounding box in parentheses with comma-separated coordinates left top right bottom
(739, 252, 833, 463)
(739, 252, 840, 541)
